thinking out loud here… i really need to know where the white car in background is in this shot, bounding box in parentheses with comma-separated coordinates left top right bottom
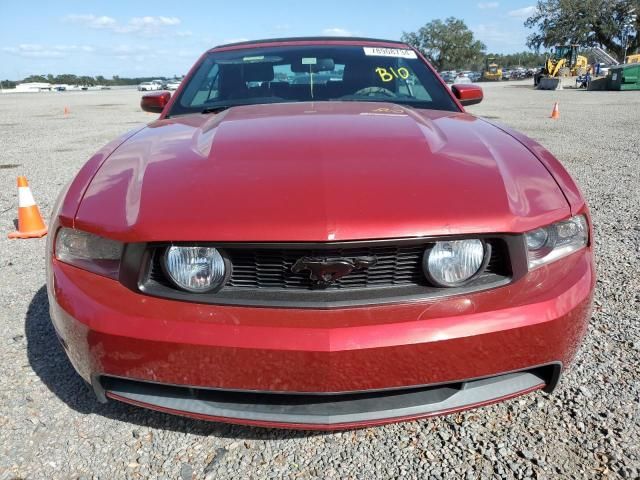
(138, 81, 161, 91)
(165, 80, 181, 91)
(452, 73, 472, 84)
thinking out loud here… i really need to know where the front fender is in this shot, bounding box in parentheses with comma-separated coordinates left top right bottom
(478, 118, 587, 216)
(57, 126, 147, 227)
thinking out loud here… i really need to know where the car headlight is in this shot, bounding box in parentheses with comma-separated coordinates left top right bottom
(424, 239, 486, 287)
(55, 228, 123, 279)
(163, 246, 227, 292)
(525, 215, 588, 269)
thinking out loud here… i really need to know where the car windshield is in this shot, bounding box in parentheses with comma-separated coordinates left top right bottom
(168, 44, 459, 116)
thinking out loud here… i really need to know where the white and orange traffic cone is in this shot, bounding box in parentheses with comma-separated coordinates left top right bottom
(550, 102, 560, 119)
(8, 176, 48, 239)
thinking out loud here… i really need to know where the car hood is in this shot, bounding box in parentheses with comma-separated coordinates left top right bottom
(75, 101, 569, 242)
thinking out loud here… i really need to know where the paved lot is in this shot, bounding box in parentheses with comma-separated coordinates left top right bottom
(0, 82, 638, 479)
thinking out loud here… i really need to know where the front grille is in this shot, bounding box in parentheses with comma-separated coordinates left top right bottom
(228, 245, 428, 289)
(135, 238, 516, 308)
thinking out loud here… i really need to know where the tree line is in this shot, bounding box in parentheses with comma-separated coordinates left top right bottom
(464, 52, 549, 72)
(0, 74, 179, 89)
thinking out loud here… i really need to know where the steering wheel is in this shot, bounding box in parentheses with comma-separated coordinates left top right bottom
(353, 86, 397, 98)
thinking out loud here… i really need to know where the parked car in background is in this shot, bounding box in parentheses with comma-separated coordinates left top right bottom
(439, 70, 456, 83)
(468, 71, 482, 82)
(48, 37, 594, 430)
(161, 79, 182, 91)
(502, 69, 511, 80)
(453, 73, 472, 84)
(138, 81, 161, 91)
(509, 68, 528, 80)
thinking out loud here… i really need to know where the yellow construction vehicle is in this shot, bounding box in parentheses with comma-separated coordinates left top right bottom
(545, 45, 588, 76)
(482, 57, 502, 81)
(535, 45, 589, 89)
(626, 54, 640, 64)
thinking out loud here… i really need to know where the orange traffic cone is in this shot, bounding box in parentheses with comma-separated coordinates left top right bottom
(64, 106, 70, 115)
(550, 102, 560, 119)
(8, 176, 48, 239)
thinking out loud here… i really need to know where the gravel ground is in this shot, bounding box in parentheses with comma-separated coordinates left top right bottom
(0, 82, 638, 479)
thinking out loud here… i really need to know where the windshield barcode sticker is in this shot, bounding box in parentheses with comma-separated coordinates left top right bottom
(363, 47, 417, 59)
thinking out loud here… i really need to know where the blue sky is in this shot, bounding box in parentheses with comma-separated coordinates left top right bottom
(0, 0, 537, 79)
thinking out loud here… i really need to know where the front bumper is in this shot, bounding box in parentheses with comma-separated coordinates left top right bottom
(48, 248, 594, 428)
(101, 366, 556, 429)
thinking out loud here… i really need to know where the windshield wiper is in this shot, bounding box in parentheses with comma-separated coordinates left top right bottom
(201, 105, 234, 114)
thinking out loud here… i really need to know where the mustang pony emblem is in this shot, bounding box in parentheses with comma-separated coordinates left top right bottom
(291, 256, 378, 287)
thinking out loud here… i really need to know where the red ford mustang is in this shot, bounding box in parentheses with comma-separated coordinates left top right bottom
(46, 37, 595, 430)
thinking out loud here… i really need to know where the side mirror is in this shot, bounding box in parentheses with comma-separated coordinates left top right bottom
(141, 91, 171, 113)
(451, 84, 483, 106)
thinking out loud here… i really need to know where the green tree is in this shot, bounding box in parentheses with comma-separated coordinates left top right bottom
(489, 51, 549, 68)
(54, 74, 79, 85)
(401, 17, 486, 70)
(23, 75, 48, 83)
(78, 75, 94, 86)
(1, 79, 17, 89)
(525, 0, 640, 60)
